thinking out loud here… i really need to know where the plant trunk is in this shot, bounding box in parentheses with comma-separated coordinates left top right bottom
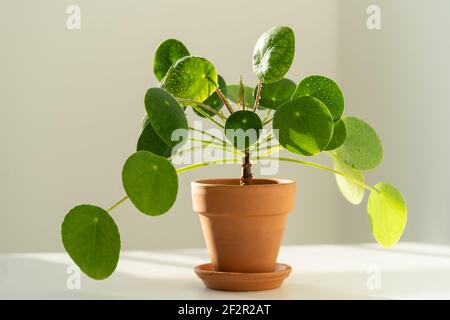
(240, 151, 252, 185)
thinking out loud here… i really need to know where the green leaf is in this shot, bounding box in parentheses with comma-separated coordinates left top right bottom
(225, 110, 262, 150)
(335, 116, 383, 170)
(292, 75, 344, 121)
(137, 121, 172, 158)
(273, 96, 333, 156)
(164, 56, 218, 102)
(238, 76, 246, 107)
(194, 75, 227, 117)
(253, 26, 295, 83)
(368, 182, 407, 248)
(333, 155, 365, 205)
(144, 87, 188, 150)
(254, 78, 296, 110)
(61, 205, 120, 280)
(122, 151, 178, 216)
(142, 114, 150, 129)
(153, 39, 190, 81)
(324, 119, 347, 151)
(227, 84, 255, 107)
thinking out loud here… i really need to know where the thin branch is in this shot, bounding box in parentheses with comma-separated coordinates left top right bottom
(176, 98, 226, 121)
(191, 104, 224, 128)
(257, 156, 379, 193)
(216, 88, 234, 115)
(250, 131, 274, 150)
(107, 195, 128, 212)
(176, 158, 240, 173)
(188, 137, 226, 147)
(262, 109, 272, 124)
(253, 80, 262, 112)
(189, 127, 226, 144)
(176, 141, 243, 158)
(263, 116, 273, 126)
(254, 145, 282, 157)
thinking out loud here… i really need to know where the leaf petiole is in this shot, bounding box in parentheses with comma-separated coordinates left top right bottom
(257, 156, 379, 193)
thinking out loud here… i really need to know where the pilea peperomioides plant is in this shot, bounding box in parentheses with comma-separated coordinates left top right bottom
(61, 26, 407, 280)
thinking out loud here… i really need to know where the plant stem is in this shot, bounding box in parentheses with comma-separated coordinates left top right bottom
(189, 137, 226, 147)
(191, 105, 225, 129)
(263, 116, 273, 126)
(182, 143, 243, 157)
(176, 98, 227, 121)
(250, 131, 274, 150)
(175, 157, 240, 173)
(257, 156, 379, 193)
(216, 88, 234, 115)
(107, 195, 128, 212)
(253, 80, 262, 112)
(240, 150, 252, 185)
(256, 145, 282, 157)
(188, 127, 230, 146)
(262, 109, 272, 124)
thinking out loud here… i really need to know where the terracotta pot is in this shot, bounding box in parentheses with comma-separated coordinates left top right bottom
(191, 178, 296, 273)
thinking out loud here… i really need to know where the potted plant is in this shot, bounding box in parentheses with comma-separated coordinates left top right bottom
(61, 26, 407, 291)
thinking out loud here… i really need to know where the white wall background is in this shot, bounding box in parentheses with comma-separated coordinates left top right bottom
(336, 0, 450, 244)
(0, 0, 449, 252)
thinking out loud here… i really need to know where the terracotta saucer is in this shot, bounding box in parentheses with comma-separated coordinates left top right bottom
(194, 263, 292, 291)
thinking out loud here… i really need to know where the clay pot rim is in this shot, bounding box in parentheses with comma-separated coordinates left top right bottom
(192, 178, 295, 188)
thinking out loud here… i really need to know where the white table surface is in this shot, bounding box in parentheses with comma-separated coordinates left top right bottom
(1, 242, 450, 299)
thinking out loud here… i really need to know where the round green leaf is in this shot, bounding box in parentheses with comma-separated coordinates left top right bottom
(291, 75, 344, 121)
(324, 119, 347, 151)
(333, 155, 365, 205)
(137, 121, 172, 158)
(226, 84, 255, 107)
(368, 182, 407, 248)
(122, 151, 178, 216)
(273, 96, 333, 156)
(61, 205, 120, 280)
(253, 26, 295, 84)
(194, 75, 227, 117)
(254, 78, 296, 110)
(153, 39, 190, 81)
(335, 116, 383, 170)
(144, 87, 188, 150)
(225, 110, 262, 150)
(164, 56, 218, 102)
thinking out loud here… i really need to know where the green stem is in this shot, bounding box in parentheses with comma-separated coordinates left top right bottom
(257, 156, 378, 193)
(175, 158, 240, 173)
(255, 145, 282, 157)
(263, 117, 273, 126)
(262, 109, 273, 124)
(176, 98, 226, 121)
(107, 195, 128, 212)
(189, 127, 229, 146)
(189, 137, 226, 147)
(182, 141, 243, 157)
(250, 131, 274, 150)
(191, 105, 225, 129)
